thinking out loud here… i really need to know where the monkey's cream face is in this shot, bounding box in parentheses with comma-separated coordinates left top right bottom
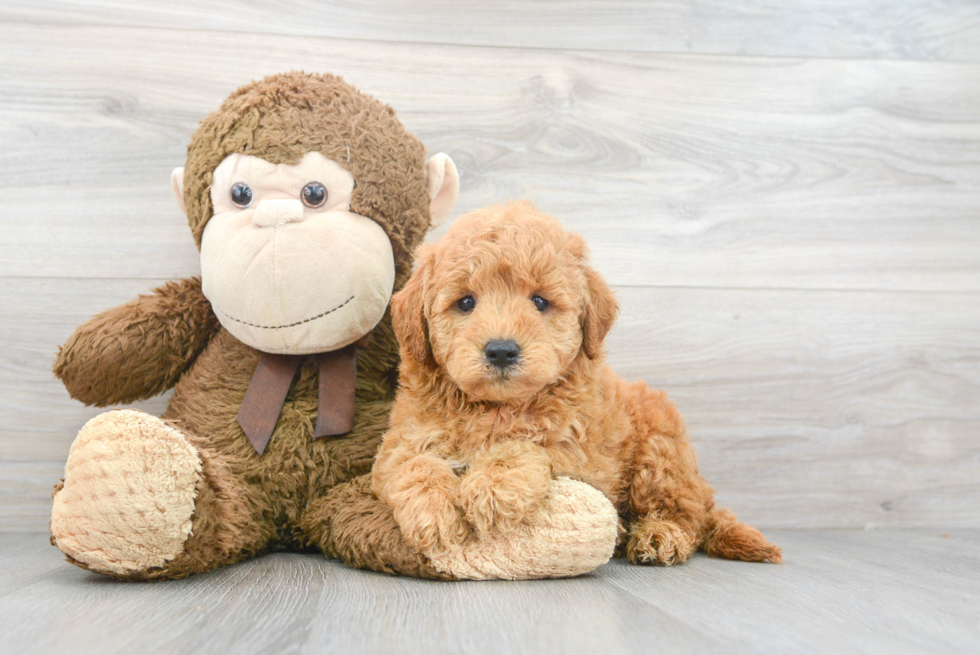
(199, 152, 395, 354)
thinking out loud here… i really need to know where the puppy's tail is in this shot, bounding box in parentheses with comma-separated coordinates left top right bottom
(703, 508, 782, 563)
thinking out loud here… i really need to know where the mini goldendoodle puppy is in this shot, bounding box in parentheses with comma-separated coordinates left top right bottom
(372, 201, 781, 566)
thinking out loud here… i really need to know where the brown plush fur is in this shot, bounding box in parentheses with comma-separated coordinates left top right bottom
(53, 278, 220, 406)
(372, 202, 782, 566)
(52, 72, 447, 580)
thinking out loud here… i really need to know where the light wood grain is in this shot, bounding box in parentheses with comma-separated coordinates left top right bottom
(1, 531, 977, 654)
(2, 24, 979, 291)
(3, 1, 980, 62)
(0, 460, 66, 532)
(1, 8, 978, 535)
(3, 278, 977, 531)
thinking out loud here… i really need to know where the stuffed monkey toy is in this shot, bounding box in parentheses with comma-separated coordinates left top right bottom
(49, 72, 617, 581)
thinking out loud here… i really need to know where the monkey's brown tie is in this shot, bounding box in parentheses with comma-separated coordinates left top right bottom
(236, 345, 357, 455)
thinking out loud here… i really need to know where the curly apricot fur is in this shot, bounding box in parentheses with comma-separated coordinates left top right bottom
(374, 202, 782, 566)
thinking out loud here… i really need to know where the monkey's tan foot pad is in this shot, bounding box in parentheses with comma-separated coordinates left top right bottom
(51, 409, 202, 576)
(424, 477, 618, 580)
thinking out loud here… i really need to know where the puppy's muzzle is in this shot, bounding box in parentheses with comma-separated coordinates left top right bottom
(484, 339, 520, 370)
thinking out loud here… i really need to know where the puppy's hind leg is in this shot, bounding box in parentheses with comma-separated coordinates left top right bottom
(621, 386, 712, 566)
(622, 384, 781, 565)
(622, 455, 708, 566)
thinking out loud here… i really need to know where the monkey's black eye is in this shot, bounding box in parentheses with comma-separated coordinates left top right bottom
(532, 295, 550, 312)
(230, 183, 253, 208)
(457, 295, 476, 313)
(302, 182, 327, 208)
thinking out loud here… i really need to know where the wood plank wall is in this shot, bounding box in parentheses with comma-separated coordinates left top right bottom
(1, 2, 978, 531)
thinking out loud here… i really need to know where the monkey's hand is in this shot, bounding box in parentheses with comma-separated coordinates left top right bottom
(54, 277, 219, 406)
(456, 440, 553, 538)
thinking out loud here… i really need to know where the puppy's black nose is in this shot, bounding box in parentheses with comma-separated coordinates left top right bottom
(484, 340, 520, 369)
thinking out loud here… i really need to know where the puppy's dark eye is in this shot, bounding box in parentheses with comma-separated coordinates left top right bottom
(457, 295, 476, 313)
(302, 182, 327, 208)
(230, 182, 253, 208)
(532, 295, 550, 312)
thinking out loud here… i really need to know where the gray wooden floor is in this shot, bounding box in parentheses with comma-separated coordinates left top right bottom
(2, 530, 977, 655)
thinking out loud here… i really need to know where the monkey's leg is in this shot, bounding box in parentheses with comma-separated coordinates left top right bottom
(301, 474, 453, 579)
(301, 475, 619, 580)
(51, 409, 272, 580)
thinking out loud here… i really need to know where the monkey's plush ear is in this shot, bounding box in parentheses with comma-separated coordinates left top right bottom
(582, 266, 619, 360)
(424, 154, 459, 230)
(170, 167, 187, 217)
(391, 250, 433, 365)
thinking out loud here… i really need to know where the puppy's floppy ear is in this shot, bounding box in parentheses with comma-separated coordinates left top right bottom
(582, 265, 619, 359)
(391, 249, 432, 365)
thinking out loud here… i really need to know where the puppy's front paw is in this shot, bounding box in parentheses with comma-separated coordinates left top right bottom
(394, 501, 469, 556)
(385, 454, 469, 555)
(457, 463, 551, 537)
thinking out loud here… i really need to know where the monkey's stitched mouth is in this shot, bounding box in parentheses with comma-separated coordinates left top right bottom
(215, 295, 355, 330)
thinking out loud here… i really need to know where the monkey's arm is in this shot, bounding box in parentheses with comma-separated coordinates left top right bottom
(54, 277, 219, 406)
